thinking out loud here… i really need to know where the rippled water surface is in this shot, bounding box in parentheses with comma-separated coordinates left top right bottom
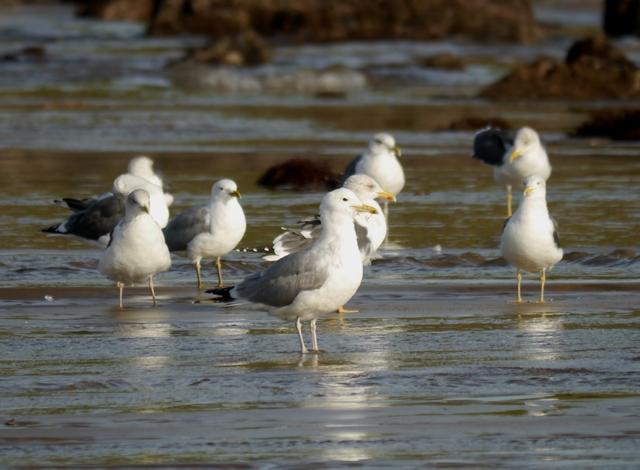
(1, 3, 639, 468)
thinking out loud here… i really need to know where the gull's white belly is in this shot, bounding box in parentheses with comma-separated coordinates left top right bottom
(99, 218, 171, 285)
(273, 258, 363, 322)
(501, 220, 562, 273)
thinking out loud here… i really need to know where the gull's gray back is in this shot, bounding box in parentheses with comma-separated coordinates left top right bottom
(163, 206, 210, 252)
(236, 248, 329, 307)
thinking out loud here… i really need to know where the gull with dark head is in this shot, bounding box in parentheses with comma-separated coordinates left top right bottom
(163, 179, 246, 289)
(343, 133, 404, 222)
(98, 189, 172, 308)
(209, 188, 377, 354)
(500, 176, 563, 303)
(473, 126, 551, 217)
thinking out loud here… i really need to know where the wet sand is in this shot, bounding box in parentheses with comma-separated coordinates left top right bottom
(2, 282, 640, 467)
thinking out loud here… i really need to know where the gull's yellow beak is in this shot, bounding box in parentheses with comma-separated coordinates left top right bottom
(377, 190, 396, 202)
(142, 204, 150, 214)
(392, 146, 402, 158)
(352, 203, 378, 214)
(230, 189, 241, 198)
(509, 148, 522, 162)
(523, 186, 534, 197)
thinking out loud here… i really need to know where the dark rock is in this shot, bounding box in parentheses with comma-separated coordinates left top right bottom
(481, 36, 640, 100)
(420, 53, 465, 70)
(257, 158, 340, 190)
(75, 0, 155, 21)
(574, 109, 640, 141)
(77, 0, 537, 43)
(181, 31, 271, 66)
(0, 45, 46, 62)
(604, 0, 640, 37)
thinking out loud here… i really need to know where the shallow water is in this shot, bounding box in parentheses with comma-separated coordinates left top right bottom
(1, 2, 640, 468)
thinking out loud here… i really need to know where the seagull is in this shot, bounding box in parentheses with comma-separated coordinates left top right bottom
(500, 176, 563, 303)
(163, 179, 246, 289)
(343, 133, 404, 222)
(208, 188, 377, 354)
(128, 155, 174, 207)
(44, 157, 171, 244)
(473, 126, 551, 217)
(98, 189, 172, 308)
(265, 174, 395, 264)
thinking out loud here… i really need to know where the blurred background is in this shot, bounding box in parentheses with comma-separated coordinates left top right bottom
(0, 0, 638, 286)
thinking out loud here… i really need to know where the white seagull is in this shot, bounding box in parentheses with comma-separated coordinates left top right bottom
(209, 188, 377, 354)
(500, 176, 563, 303)
(265, 174, 395, 264)
(163, 179, 246, 289)
(343, 133, 404, 221)
(473, 126, 551, 217)
(98, 189, 172, 308)
(128, 155, 174, 207)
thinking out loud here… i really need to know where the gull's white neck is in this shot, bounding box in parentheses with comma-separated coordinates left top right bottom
(318, 211, 358, 246)
(515, 193, 550, 221)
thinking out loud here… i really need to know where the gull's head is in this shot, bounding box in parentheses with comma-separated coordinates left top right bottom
(509, 127, 541, 162)
(211, 178, 241, 201)
(128, 156, 155, 177)
(113, 174, 134, 197)
(126, 189, 151, 214)
(321, 188, 378, 223)
(113, 174, 150, 198)
(343, 174, 395, 203)
(369, 132, 401, 158)
(522, 175, 546, 198)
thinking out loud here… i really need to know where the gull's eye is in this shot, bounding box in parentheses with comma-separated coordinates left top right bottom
(342, 197, 348, 201)
(374, 139, 382, 145)
(219, 187, 224, 191)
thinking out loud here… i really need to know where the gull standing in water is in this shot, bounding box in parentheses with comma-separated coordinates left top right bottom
(209, 188, 377, 354)
(98, 189, 171, 308)
(500, 176, 563, 303)
(264, 174, 395, 313)
(473, 126, 551, 217)
(343, 133, 404, 223)
(163, 179, 246, 289)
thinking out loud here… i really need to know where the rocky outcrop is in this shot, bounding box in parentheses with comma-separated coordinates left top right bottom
(257, 158, 339, 190)
(604, 0, 640, 37)
(481, 36, 640, 100)
(75, 0, 155, 22)
(76, 0, 537, 43)
(419, 53, 465, 70)
(574, 109, 640, 140)
(181, 32, 271, 66)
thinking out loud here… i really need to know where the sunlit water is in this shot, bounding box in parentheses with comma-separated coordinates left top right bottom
(0, 3, 639, 468)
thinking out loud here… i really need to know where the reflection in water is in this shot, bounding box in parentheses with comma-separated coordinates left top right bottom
(514, 304, 565, 362)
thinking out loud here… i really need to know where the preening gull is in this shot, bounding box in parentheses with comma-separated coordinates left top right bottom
(343, 133, 404, 222)
(473, 126, 551, 217)
(265, 174, 395, 265)
(128, 155, 174, 207)
(113, 174, 169, 228)
(98, 189, 172, 308)
(44, 156, 171, 244)
(163, 179, 246, 289)
(500, 176, 563, 303)
(209, 188, 377, 354)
